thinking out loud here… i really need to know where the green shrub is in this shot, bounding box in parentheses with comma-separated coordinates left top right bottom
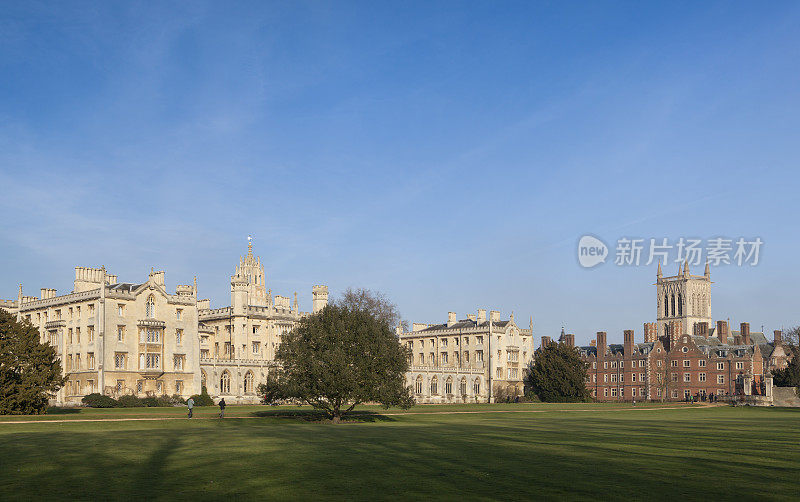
(81, 393, 118, 408)
(140, 396, 159, 407)
(117, 395, 145, 407)
(189, 385, 215, 407)
(170, 394, 187, 405)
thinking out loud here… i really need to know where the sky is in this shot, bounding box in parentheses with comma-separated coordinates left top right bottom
(1, 1, 799, 345)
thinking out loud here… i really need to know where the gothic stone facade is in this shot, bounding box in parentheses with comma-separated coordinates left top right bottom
(3, 267, 201, 405)
(1, 241, 328, 406)
(196, 241, 328, 404)
(400, 310, 534, 403)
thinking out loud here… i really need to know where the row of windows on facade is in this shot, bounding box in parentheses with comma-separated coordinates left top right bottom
(64, 353, 186, 371)
(593, 387, 726, 398)
(408, 334, 526, 350)
(28, 300, 185, 323)
(63, 379, 184, 396)
(591, 359, 745, 370)
(28, 304, 95, 323)
(590, 372, 727, 384)
(198, 340, 266, 360)
(209, 324, 293, 335)
(414, 349, 525, 365)
(209, 371, 255, 394)
(661, 292, 709, 318)
(414, 376, 481, 396)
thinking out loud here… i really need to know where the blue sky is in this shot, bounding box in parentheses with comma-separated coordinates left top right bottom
(1, 1, 798, 345)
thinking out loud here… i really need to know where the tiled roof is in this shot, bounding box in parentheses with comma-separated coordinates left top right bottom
(416, 319, 510, 333)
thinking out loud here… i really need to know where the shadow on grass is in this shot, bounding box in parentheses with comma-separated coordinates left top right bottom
(250, 409, 396, 423)
(45, 407, 81, 415)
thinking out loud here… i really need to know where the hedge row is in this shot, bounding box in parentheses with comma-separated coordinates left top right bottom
(81, 393, 186, 408)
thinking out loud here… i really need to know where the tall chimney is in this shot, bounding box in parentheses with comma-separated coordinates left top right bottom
(477, 309, 486, 324)
(447, 312, 457, 327)
(733, 335, 742, 345)
(596, 332, 607, 357)
(740, 322, 751, 345)
(669, 320, 682, 346)
(774, 330, 783, 345)
(624, 330, 634, 355)
(643, 322, 656, 343)
(489, 310, 500, 323)
(565, 334, 575, 348)
(717, 321, 728, 344)
(541, 336, 551, 349)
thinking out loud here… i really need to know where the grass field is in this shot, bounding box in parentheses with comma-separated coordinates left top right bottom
(0, 403, 798, 501)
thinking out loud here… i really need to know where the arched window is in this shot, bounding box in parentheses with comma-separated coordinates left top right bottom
(244, 371, 254, 394)
(473, 378, 481, 396)
(201, 370, 207, 389)
(670, 294, 675, 317)
(664, 294, 669, 317)
(445, 377, 453, 395)
(677, 293, 683, 316)
(430, 377, 438, 395)
(220, 371, 231, 394)
(460, 377, 467, 396)
(415, 375, 423, 394)
(146, 295, 156, 318)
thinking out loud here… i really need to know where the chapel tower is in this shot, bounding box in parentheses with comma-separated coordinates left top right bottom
(656, 261, 712, 337)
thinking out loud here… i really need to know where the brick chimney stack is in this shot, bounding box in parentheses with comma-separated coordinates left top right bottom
(541, 336, 551, 349)
(694, 321, 709, 338)
(717, 321, 728, 344)
(669, 320, 682, 346)
(596, 332, 607, 357)
(565, 334, 575, 348)
(643, 323, 657, 343)
(740, 322, 751, 345)
(733, 335, 742, 345)
(774, 330, 783, 345)
(624, 330, 634, 356)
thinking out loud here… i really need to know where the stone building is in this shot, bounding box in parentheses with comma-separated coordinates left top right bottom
(656, 260, 712, 337)
(574, 265, 791, 402)
(2, 267, 201, 405)
(0, 240, 328, 406)
(399, 310, 534, 403)
(196, 240, 328, 403)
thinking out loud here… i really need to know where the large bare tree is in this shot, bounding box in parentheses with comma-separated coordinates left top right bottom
(333, 287, 408, 332)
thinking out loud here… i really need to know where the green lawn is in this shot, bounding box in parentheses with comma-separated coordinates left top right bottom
(0, 403, 797, 501)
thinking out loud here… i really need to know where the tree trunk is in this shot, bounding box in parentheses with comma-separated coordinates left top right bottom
(332, 408, 341, 423)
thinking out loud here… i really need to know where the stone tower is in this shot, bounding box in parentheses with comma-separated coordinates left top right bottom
(656, 260, 712, 337)
(312, 285, 329, 313)
(230, 238, 268, 308)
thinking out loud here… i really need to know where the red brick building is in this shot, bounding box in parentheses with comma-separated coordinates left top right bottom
(553, 265, 793, 402)
(570, 321, 788, 401)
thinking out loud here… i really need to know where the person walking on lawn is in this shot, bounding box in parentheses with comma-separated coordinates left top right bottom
(187, 397, 194, 419)
(218, 398, 226, 418)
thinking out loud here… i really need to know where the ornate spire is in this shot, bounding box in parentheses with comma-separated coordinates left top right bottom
(293, 292, 298, 312)
(657, 260, 662, 278)
(683, 259, 689, 277)
(705, 261, 711, 278)
(677, 262, 682, 276)
(247, 235, 253, 257)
